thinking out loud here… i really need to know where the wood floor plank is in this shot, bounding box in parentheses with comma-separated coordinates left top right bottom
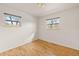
(0, 39, 79, 56)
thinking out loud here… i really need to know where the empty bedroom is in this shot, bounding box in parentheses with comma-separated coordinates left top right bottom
(0, 3, 79, 56)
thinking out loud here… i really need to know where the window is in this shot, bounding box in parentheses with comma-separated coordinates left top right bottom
(46, 17, 61, 29)
(4, 13, 21, 26)
(47, 17, 60, 25)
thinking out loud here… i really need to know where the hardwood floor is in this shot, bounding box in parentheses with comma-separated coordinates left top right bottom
(0, 39, 79, 56)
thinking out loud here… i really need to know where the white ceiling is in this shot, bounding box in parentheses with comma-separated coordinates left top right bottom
(0, 3, 79, 17)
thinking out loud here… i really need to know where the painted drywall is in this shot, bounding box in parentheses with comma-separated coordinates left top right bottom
(38, 6, 79, 50)
(0, 5, 36, 52)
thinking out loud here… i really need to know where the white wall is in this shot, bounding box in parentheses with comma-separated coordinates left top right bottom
(0, 5, 36, 52)
(38, 6, 79, 50)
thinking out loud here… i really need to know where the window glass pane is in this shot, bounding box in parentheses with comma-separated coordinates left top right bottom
(11, 16, 17, 21)
(12, 22, 16, 26)
(53, 19, 60, 24)
(56, 19, 60, 24)
(6, 16, 11, 20)
(47, 20, 53, 25)
(5, 21, 11, 25)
